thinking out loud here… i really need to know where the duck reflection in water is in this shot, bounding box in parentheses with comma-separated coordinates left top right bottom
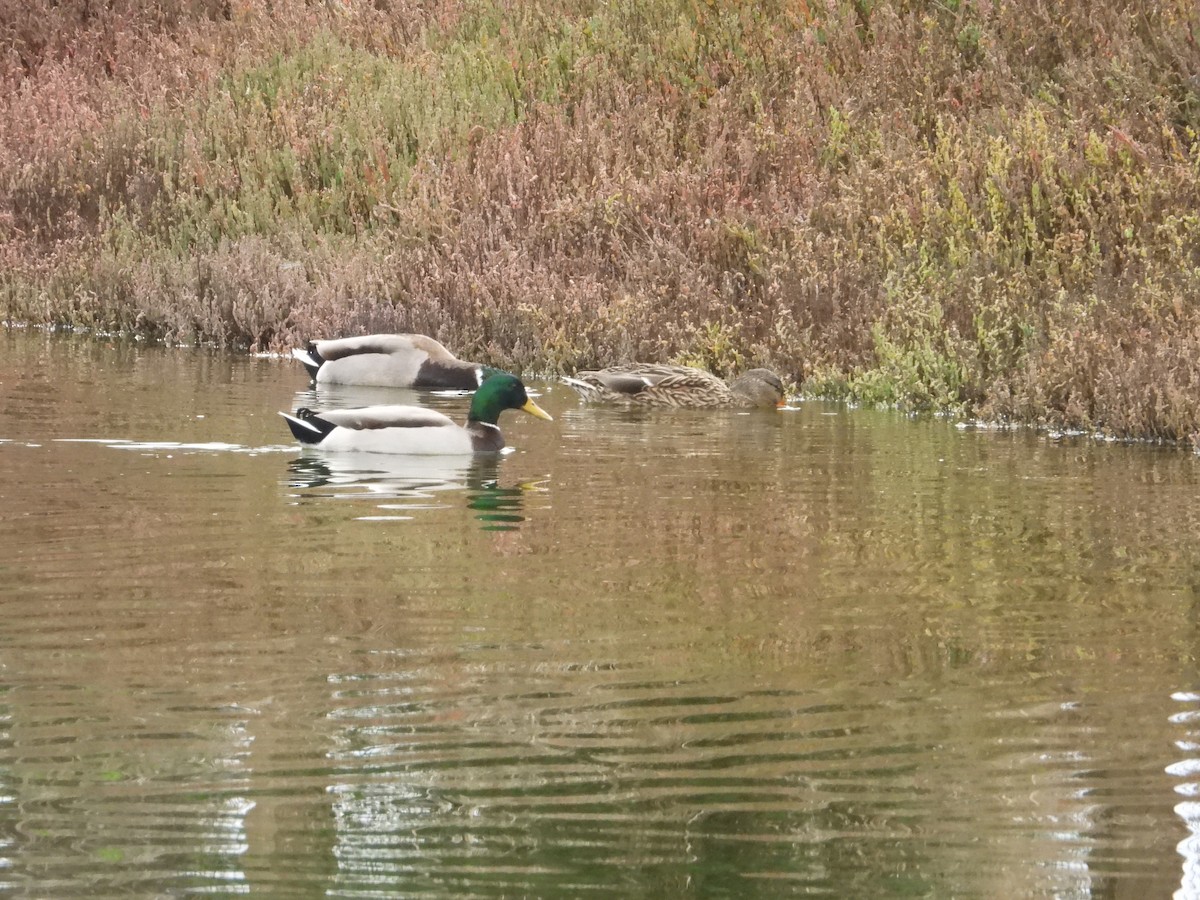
(285, 453, 538, 531)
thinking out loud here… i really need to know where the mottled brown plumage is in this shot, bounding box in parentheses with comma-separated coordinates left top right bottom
(564, 364, 785, 409)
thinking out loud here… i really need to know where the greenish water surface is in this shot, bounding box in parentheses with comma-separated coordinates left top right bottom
(1, 329, 1198, 897)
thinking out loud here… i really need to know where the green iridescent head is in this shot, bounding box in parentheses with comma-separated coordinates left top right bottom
(468, 373, 553, 425)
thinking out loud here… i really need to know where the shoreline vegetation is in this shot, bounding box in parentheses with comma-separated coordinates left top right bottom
(2, 1, 1199, 443)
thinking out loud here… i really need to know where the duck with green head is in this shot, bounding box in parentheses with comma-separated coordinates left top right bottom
(281, 373, 552, 454)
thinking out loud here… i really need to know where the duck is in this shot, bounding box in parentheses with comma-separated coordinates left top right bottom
(280, 372, 552, 454)
(563, 364, 786, 409)
(292, 333, 498, 389)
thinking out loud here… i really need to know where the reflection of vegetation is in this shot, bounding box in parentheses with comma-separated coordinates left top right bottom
(3, 333, 1196, 894)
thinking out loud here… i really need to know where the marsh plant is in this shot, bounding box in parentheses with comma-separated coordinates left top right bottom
(2, 0, 1198, 441)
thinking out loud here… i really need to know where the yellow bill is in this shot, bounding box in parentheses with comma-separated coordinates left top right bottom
(522, 398, 554, 421)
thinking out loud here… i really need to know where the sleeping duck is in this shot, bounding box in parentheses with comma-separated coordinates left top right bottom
(292, 333, 497, 389)
(564, 364, 785, 409)
(280, 372, 552, 454)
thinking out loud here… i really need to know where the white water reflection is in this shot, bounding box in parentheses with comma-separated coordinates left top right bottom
(284, 450, 542, 530)
(286, 450, 497, 495)
(52, 437, 295, 454)
(1171, 691, 1200, 900)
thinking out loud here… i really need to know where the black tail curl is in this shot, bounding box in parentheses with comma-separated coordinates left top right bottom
(281, 407, 336, 444)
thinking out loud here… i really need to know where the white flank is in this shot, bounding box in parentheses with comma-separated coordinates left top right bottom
(320, 422, 476, 455)
(316, 352, 425, 387)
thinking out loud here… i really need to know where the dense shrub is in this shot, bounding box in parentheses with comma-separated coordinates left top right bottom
(1, 0, 1198, 441)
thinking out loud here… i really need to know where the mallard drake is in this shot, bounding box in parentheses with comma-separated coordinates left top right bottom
(280, 372, 552, 454)
(292, 333, 497, 389)
(564, 364, 785, 409)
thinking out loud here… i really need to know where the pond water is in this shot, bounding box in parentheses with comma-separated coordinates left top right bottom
(1, 329, 1199, 897)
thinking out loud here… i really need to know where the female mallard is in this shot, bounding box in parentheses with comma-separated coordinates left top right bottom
(564, 364, 785, 409)
(280, 373, 552, 454)
(292, 333, 497, 389)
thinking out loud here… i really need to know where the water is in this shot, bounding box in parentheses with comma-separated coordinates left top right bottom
(1, 329, 1198, 897)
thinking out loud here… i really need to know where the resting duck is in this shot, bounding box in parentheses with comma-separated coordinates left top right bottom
(292, 333, 496, 389)
(564, 364, 785, 409)
(281, 373, 552, 454)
